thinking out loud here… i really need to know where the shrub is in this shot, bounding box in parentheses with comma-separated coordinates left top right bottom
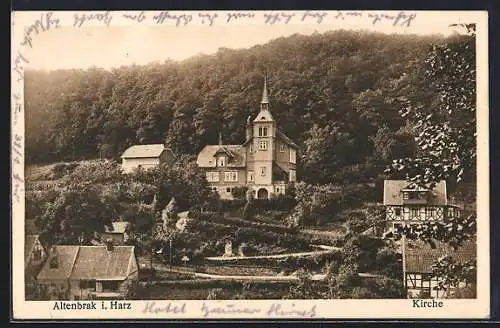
(231, 186, 249, 200)
(51, 162, 80, 179)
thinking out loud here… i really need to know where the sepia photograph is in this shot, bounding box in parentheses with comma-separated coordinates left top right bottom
(12, 10, 489, 319)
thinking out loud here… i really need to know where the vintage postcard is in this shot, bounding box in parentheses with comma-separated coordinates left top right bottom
(11, 10, 490, 320)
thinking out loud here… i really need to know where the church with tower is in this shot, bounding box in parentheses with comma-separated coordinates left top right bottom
(196, 77, 299, 199)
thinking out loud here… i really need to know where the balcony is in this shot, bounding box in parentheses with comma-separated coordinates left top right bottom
(403, 198, 428, 205)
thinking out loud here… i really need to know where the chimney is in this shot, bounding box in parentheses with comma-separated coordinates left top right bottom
(105, 238, 114, 252)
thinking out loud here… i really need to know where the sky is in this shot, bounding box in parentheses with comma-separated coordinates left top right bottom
(13, 10, 486, 71)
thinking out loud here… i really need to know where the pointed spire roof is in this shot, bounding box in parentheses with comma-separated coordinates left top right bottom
(254, 76, 274, 122)
(261, 75, 269, 104)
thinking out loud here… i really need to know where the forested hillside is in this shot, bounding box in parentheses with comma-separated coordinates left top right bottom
(25, 30, 449, 185)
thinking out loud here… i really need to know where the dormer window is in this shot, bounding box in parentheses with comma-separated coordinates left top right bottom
(49, 257, 59, 269)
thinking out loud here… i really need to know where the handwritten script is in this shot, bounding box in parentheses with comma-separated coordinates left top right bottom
(200, 302, 317, 318)
(12, 134, 24, 204)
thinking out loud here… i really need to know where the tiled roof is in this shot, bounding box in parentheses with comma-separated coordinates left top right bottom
(71, 246, 134, 280)
(404, 239, 476, 273)
(25, 235, 38, 265)
(37, 246, 135, 281)
(121, 144, 166, 159)
(37, 246, 80, 280)
(104, 222, 130, 234)
(383, 180, 447, 205)
(276, 129, 299, 149)
(196, 145, 246, 168)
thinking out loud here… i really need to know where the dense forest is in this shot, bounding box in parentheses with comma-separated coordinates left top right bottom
(25, 30, 454, 185)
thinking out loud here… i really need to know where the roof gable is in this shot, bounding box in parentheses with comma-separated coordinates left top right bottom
(25, 235, 39, 265)
(213, 146, 235, 158)
(383, 180, 447, 205)
(196, 145, 246, 168)
(121, 144, 166, 159)
(253, 109, 274, 122)
(104, 222, 130, 234)
(37, 246, 80, 280)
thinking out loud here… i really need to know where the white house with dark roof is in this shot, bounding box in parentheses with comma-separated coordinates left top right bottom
(36, 244, 138, 300)
(383, 180, 461, 232)
(196, 77, 299, 200)
(120, 144, 174, 173)
(101, 221, 131, 245)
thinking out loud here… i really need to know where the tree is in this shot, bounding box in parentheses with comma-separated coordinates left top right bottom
(35, 184, 114, 245)
(386, 25, 477, 295)
(119, 279, 139, 300)
(388, 29, 476, 189)
(431, 256, 477, 297)
(300, 124, 356, 184)
(290, 182, 343, 226)
(285, 269, 322, 299)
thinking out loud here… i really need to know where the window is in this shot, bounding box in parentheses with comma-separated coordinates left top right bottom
(276, 187, 280, 193)
(79, 280, 96, 290)
(49, 257, 58, 269)
(217, 156, 225, 167)
(248, 171, 254, 182)
(260, 167, 267, 176)
(249, 144, 253, 152)
(289, 169, 296, 182)
(224, 171, 238, 182)
(289, 149, 296, 163)
(258, 127, 268, 137)
(259, 141, 268, 150)
(426, 207, 436, 218)
(279, 143, 285, 152)
(395, 208, 402, 216)
(403, 192, 409, 200)
(101, 281, 119, 291)
(206, 171, 219, 182)
(33, 248, 42, 261)
(226, 187, 231, 193)
(410, 208, 419, 219)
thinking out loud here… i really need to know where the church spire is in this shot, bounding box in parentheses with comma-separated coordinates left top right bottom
(254, 75, 275, 122)
(218, 131, 223, 145)
(261, 75, 269, 105)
